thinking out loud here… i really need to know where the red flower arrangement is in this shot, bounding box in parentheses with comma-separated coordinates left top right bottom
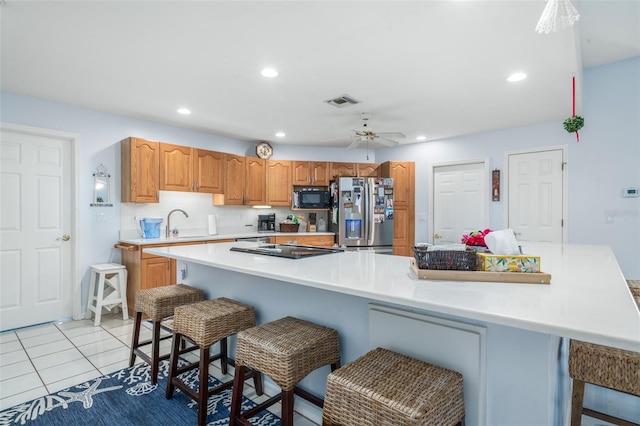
(461, 229, 493, 248)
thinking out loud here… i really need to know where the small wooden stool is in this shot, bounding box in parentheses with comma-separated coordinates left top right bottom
(166, 298, 262, 426)
(322, 347, 466, 426)
(129, 284, 204, 384)
(86, 263, 128, 326)
(229, 316, 341, 426)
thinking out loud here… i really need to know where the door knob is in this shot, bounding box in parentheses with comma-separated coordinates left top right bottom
(434, 233, 442, 239)
(57, 234, 71, 241)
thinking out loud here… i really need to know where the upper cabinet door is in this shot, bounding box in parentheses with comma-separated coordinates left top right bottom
(310, 162, 330, 185)
(267, 160, 292, 206)
(193, 149, 223, 193)
(330, 162, 357, 179)
(357, 163, 380, 177)
(160, 143, 193, 191)
(245, 157, 266, 205)
(222, 154, 245, 205)
(121, 137, 160, 203)
(292, 161, 312, 185)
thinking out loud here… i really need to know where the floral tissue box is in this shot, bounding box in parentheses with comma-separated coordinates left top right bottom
(477, 253, 541, 273)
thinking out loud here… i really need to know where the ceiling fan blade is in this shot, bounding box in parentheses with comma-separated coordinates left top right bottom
(376, 132, 406, 139)
(322, 136, 354, 142)
(347, 137, 366, 149)
(377, 137, 400, 147)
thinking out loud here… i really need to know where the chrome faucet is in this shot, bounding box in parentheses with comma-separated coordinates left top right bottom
(167, 209, 189, 238)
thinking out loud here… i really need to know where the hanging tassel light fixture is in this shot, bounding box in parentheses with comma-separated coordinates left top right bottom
(535, 0, 580, 34)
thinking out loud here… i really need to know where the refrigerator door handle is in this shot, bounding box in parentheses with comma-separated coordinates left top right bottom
(367, 180, 375, 246)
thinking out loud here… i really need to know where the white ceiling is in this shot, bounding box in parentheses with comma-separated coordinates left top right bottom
(1, 1, 638, 148)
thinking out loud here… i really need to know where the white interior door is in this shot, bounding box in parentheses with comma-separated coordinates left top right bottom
(507, 149, 564, 243)
(433, 162, 488, 244)
(0, 125, 75, 331)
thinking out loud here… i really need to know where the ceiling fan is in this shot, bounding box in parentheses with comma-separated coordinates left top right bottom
(326, 112, 406, 149)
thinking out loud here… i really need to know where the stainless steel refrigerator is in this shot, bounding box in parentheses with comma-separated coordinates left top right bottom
(329, 177, 394, 254)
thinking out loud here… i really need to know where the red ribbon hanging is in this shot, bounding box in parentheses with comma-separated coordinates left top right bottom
(572, 76, 579, 142)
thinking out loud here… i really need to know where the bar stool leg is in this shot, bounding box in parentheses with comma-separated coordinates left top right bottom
(229, 365, 247, 425)
(166, 332, 182, 399)
(150, 320, 162, 384)
(197, 345, 210, 426)
(129, 311, 142, 367)
(281, 389, 295, 426)
(571, 379, 585, 426)
(219, 338, 228, 375)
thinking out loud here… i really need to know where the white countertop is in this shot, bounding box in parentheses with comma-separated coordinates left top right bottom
(118, 231, 334, 245)
(144, 242, 640, 352)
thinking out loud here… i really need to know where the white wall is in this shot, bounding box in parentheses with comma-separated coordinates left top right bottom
(377, 57, 640, 279)
(1, 56, 638, 307)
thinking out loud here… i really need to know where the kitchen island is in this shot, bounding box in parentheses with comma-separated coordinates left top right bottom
(145, 241, 639, 425)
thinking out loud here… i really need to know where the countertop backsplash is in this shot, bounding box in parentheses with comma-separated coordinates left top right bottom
(120, 190, 327, 240)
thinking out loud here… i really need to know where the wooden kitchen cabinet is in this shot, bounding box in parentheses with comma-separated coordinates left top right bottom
(292, 161, 330, 186)
(267, 160, 292, 206)
(380, 161, 415, 256)
(160, 144, 224, 194)
(193, 149, 224, 193)
(245, 157, 266, 205)
(121, 137, 160, 203)
(117, 241, 205, 314)
(330, 162, 357, 178)
(358, 163, 380, 177)
(215, 154, 266, 205)
(160, 143, 193, 191)
(269, 234, 334, 247)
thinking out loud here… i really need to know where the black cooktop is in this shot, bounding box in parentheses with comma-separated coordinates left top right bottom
(230, 244, 343, 259)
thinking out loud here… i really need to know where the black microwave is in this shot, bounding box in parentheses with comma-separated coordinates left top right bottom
(298, 189, 330, 209)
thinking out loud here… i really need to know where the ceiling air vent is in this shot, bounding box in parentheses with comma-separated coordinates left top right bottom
(324, 94, 361, 108)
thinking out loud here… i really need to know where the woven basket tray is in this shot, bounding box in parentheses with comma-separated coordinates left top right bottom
(412, 246, 477, 271)
(279, 223, 299, 233)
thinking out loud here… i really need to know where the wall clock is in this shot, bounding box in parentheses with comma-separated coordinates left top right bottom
(256, 142, 273, 159)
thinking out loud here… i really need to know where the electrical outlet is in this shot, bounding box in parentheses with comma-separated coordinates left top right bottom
(605, 214, 614, 224)
(96, 213, 106, 223)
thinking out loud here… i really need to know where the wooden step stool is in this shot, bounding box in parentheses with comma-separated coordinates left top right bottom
(86, 263, 128, 326)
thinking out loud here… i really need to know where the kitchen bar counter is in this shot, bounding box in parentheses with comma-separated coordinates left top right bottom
(144, 241, 639, 425)
(118, 231, 334, 245)
(145, 241, 639, 352)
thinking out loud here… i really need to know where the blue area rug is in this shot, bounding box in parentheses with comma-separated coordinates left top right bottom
(0, 359, 280, 425)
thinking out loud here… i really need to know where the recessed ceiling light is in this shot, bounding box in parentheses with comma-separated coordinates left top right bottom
(261, 68, 279, 78)
(177, 108, 191, 115)
(416, 135, 427, 141)
(275, 132, 285, 137)
(507, 72, 527, 82)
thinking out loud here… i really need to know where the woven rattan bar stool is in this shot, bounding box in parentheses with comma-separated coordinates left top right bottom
(229, 316, 341, 426)
(166, 298, 261, 426)
(322, 347, 465, 426)
(568, 339, 640, 426)
(568, 280, 640, 426)
(129, 284, 204, 384)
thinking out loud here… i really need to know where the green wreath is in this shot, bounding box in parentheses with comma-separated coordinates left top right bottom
(563, 115, 584, 133)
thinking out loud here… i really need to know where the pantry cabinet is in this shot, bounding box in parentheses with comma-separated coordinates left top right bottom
(121, 137, 160, 203)
(380, 161, 415, 256)
(267, 160, 293, 206)
(292, 161, 330, 186)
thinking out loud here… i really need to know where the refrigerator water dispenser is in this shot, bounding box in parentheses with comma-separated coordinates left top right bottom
(345, 219, 362, 239)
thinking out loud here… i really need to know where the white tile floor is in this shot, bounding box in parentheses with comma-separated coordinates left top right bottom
(0, 313, 318, 425)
